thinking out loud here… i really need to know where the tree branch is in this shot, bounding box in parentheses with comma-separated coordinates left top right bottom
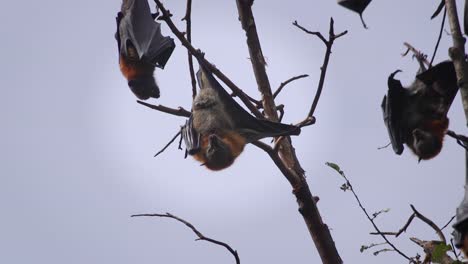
(153, 0, 263, 118)
(137, 100, 191, 117)
(273, 74, 309, 99)
(445, 0, 468, 123)
(132, 213, 240, 264)
(326, 163, 414, 262)
(235, 1, 344, 263)
(181, 0, 197, 99)
(410, 205, 446, 244)
(154, 130, 182, 157)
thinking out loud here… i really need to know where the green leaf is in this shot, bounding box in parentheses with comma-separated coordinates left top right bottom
(325, 162, 341, 173)
(431, 243, 451, 263)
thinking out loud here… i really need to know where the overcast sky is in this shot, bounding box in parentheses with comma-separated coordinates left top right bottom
(1, 0, 467, 263)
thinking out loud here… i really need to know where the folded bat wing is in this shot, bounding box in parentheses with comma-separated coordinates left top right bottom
(117, 0, 175, 68)
(196, 64, 301, 142)
(416, 60, 458, 115)
(182, 116, 201, 156)
(382, 71, 406, 155)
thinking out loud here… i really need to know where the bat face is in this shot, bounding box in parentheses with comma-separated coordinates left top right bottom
(381, 61, 457, 161)
(115, 0, 175, 99)
(181, 64, 301, 170)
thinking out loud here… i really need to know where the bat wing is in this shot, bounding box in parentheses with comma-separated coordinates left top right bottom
(118, 0, 175, 68)
(196, 64, 301, 142)
(382, 71, 407, 155)
(181, 116, 201, 156)
(417, 61, 458, 114)
(337, 0, 372, 14)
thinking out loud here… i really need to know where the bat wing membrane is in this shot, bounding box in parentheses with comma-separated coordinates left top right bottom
(382, 71, 406, 155)
(196, 64, 300, 143)
(118, 0, 175, 68)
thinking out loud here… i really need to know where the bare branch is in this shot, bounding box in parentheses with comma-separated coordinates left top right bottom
(153, 0, 263, 118)
(293, 20, 327, 44)
(402, 42, 431, 68)
(236, 0, 276, 121)
(137, 100, 191, 117)
(410, 205, 446, 244)
(294, 18, 348, 121)
(370, 213, 416, 238)
(273, 74, 309, 99)
(182, 0, 197, 99)
(445, 0, 468, 123)
(327, 163, 414, 262)
(154, 130, 182, 157)
(430, 7, 447, 67)
(447, 130, 468, 151)
(132, 213, 240, 264)
(441, 215, 456, 231)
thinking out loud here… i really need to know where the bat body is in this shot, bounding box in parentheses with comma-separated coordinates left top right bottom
(115, 0, 175, 100)
(182, 64, 301, 171)
(381, 61, 458, 161)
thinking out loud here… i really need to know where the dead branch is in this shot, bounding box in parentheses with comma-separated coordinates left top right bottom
(153, 0, 263, 118)
(410, 205, 446, 244)
(430, 7, 447, 67)
(154, 130, 182, 157)
(293, 18, 348, 122)
(445, 0, 468, 122)
(447, 130, 468, 151)
(441, 215, 456, 231)
(236, 1, 344, 262)
(181, 0, 197, 99)
(370, 213, 416, 237)
(273, 74, 309, 99)
(402, 42, 431, 68)
(137, 100, 191, 117)
(132, 213, 240, 264)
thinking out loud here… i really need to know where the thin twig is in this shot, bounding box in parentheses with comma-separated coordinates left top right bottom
(273, 74, 309, 99)
(137, 100, 191, 117)
(370, 213, 416, 238)
(153, 0, 263, 118)
(131, 213, 240, 264)
(402, 42, 431, 68)
(430, 7, 447, 67)
(154, 130, 182, 157)
(294, 18, 348, 120)
(441, 215, 456, 231)
(327, 164, 414, 262)
(182, 0, 197, 99)
(447, 130, 468, 151)
(410, 204, 446, 244)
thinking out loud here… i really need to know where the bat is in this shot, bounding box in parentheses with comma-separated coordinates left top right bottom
(337, 0, 372, 28)
(381, 60, 458, 161)
(181, 64, 301, 171)
(115, 0, 175, 100)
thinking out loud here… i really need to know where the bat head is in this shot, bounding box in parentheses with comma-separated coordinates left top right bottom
(410, 128, 443, 161)
(201, 134, 233, 171)
(128, 76, 160, 99)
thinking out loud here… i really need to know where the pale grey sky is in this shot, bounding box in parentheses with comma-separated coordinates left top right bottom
(0, 0, 466, 263)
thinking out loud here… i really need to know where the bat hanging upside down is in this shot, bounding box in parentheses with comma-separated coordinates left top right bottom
(115, 0, 175, 100)
(381, 59, 458, 162)
(182, 64, 301, 171)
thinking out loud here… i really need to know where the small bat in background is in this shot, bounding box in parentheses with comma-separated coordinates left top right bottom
(115, 0, 175, 100)
(181, 64, 301, 171)
(381, 59, 458, 161)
